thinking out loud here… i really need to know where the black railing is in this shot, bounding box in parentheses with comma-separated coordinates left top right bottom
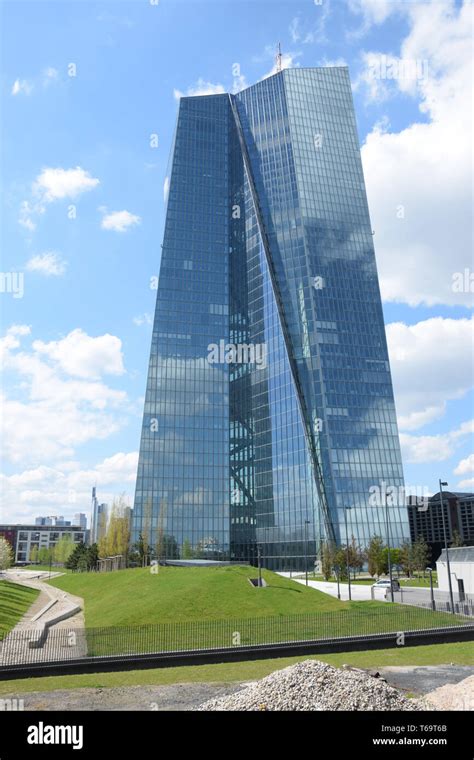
(1, 605, 472, 666)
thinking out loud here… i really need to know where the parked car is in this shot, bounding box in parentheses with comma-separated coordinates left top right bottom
(372, 578, 400, 591)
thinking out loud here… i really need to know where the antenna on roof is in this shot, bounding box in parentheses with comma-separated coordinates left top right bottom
(276, 42, 282, 73)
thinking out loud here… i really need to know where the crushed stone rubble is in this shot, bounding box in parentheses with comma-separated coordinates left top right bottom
(198, 660, 427, 711)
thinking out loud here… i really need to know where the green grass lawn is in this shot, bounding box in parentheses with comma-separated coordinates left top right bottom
(0, 640, 472, 696)
(0, 580, 40, 638)
(45, 565, 468, 656)
(47, 565, 348, 627)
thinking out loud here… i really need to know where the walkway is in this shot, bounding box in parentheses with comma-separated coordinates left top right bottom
(1, 570, 87, 665)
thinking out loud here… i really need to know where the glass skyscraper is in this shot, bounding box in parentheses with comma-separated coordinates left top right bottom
(132, 67, 410, 569)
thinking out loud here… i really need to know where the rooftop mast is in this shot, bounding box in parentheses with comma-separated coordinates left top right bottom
(276, 42, 282, 73)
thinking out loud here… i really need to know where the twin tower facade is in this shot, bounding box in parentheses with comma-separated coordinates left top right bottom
(132, 67, 410, 569)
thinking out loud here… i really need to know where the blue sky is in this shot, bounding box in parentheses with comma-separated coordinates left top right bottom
(1, 0, 472, 524)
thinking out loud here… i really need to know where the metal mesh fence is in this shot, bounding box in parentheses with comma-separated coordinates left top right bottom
(1, 604, 472, 666)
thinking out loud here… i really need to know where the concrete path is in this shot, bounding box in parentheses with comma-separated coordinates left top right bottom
(284, 577, 389, 602)
(1, 570, 86, 665)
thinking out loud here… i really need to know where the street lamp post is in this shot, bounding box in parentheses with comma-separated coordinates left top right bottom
(439, 480, 455, 614)
(304, 519, 310, 586)
(426, 566, 436, 611)
(344, 506, 352, 602)
(335, 565, 341, 600)
(384, 487, 394, 603)
(257, 543, 262, 588)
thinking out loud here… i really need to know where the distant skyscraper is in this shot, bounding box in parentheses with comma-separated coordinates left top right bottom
(90, 488, 107, 544)
(132, 67, 409, 569)
(35, 515, 70, 526)
(73, 513, 88, 530)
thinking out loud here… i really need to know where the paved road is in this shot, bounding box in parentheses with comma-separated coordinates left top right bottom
(288, 578, 389, 602)
(279, 574, 472, 613)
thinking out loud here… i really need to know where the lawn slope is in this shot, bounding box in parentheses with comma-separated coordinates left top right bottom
(48, 565, 347, 627)
(0, 580, 40, 638)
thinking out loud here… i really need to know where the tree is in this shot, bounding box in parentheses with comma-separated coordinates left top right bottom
(413, 537, 431, 575)
(54, 535, 75, 565)
(38, 547, 53, 565)
(100, 495, 131, 564)
(367, 535, 385, 577)
(87, 544, 99, 570)
(29, 545, 39, 564)
(348, 536, 365, 578)
(181, 538, 193, 560)
(0, 537, 14, 570)
(450, 529, 464, 548)
(321, 542, 333, 581)
(333, 546, 348, 580)
(399, 540, 416, 577)
(381, 547, 400, 575)
(66, 542, 99, 572)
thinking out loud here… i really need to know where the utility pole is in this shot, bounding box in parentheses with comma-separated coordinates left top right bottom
(439, 480, 455, 614)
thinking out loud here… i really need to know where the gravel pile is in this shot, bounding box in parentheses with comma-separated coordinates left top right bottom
(198, 660, 426, 711)
(420, 675, 474, 711)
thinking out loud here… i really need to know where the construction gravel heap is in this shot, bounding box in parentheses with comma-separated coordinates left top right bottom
(198, 660, 426, 711)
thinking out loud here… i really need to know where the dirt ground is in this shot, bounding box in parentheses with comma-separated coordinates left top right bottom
(2, 665, 473, 711)
(1, 682, 245, 711)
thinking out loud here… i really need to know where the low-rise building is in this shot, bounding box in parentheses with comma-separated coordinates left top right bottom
(0, 523, 89, 564)
(407, 491, 474, 560)
(436, 546, 474, 597)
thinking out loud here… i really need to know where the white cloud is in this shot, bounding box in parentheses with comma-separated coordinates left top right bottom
(133, 313, 153, 327)
(457, 478, 474, 490)
(387, 317, 474, 431)
(173, 78, 225, 100)
(262, 50, 302, 79)
(360, 0, 473, 307)
(400, 420, 473, 464)
(289, 3, 330, 45)
(34, 166, 100, 202)
(100, 209, 141, 232)
(289, 17, 300, 43)
(0, 324, 31, 361)
(0, 452, 138, 523)
(19, 167, 100, 232)
(0, 327, 129, 466)
(348, 0, 399, 26)
(26, 252, 66, 277)
(32, 328, 125, 379)
(454, 454, 474, 476)
(12, 79, 33, 96)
